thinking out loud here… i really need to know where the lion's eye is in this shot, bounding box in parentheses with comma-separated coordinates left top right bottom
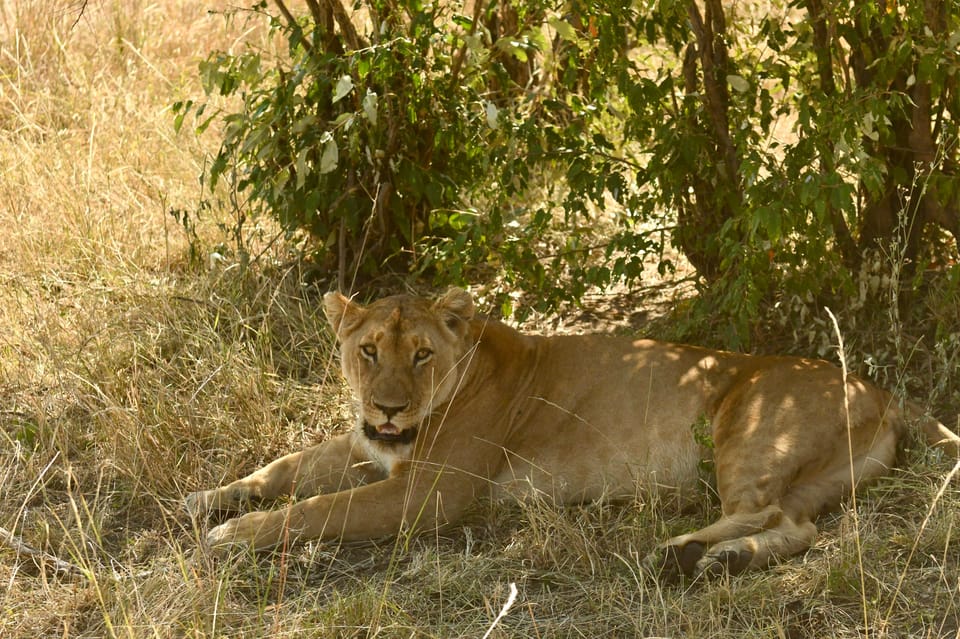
(414, 348, 433, 366)
(360, 344, 377, 362)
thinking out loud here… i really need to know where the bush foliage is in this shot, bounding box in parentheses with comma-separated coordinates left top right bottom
(177, 0, 959, 341)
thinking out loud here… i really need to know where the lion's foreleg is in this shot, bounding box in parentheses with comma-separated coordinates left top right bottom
(185, 433, 380, 517)
(205, 464, 475, 550)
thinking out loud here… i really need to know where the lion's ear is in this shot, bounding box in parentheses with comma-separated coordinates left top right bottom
(434, 287, 474, 335)
(323, 291, 364, 340)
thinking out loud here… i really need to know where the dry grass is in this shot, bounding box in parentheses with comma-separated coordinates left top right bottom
(1, 2, 959, 638)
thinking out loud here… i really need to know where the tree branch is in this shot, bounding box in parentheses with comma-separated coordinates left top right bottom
(803, 0, 859, 267)
(326, 0, 366, 51)
(688, 0, 738, 186)
(909, 0, 960, 247)
(304, 0, 324, 27)
(804, 0, 835, 96)
(273, 0, 313, 52)
(449, 0, 485, 88)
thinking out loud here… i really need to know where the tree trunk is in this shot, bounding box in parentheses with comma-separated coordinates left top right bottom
(674, 0, 743, 280)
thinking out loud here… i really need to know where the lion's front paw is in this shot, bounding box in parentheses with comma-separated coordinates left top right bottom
(184, 490, 217, 518)
(205, 518, 249, 550)
(205, 511, 287, 551)
(185, 486, 254, 518)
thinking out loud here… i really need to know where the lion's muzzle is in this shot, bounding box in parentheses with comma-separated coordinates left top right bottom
(363, 422, 418, 445)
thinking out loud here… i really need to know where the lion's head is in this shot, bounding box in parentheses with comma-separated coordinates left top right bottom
(323, 288, 476, 444)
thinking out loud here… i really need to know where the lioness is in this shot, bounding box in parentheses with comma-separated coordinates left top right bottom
(186, 288, 960, 579)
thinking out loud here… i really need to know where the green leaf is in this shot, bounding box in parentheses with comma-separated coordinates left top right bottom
(332, 75, 354, 104)
(548, 17, 578, 43)
(484, 101, 499, 130)
(319, 139, 339, 174)
(727, 74, 749, 93)
(362, 90, 378, 125)
(291, 114, 317, 134)
(295, 147, 309, 188)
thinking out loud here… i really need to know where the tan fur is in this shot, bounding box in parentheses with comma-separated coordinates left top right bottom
(185, 288, 960, 578)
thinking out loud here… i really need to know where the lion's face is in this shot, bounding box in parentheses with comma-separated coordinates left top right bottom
(323, 288, 475, 444)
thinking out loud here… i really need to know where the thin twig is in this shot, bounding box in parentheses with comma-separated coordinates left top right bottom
(0, 526, 84, 578)
(69, 0, 89, 30)
(529, 225, 678, 261)
(481, 582, 518, 639)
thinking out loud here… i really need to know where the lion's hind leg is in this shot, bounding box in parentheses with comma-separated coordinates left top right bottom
(645, 505, 781, 580)
(645, 442, 894, 582)
(691, 514, 818, 577)
(644, 504, 818, 581)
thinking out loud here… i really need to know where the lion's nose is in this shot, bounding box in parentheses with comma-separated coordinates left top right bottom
(374, 401, 409, 419)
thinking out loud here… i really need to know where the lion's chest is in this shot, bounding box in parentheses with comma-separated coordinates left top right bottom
(359, 435, 414, 476)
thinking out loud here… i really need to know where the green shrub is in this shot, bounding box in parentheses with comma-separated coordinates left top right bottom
(177, 0, 959, 343)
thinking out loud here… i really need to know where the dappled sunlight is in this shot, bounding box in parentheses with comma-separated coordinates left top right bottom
(1, 2, 958, 638)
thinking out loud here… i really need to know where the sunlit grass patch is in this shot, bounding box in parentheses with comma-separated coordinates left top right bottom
(1, 2, 958, 638)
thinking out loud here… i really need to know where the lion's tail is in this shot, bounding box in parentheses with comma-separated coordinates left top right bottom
(902, 400, 960, 460)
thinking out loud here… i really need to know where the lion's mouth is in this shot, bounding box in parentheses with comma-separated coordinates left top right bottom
(363, 422, 418, 445)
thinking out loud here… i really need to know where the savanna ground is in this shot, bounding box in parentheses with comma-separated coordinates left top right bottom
(1, 2, 959, 637)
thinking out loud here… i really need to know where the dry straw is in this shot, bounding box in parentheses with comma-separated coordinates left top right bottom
(1, 2, 958, 638)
